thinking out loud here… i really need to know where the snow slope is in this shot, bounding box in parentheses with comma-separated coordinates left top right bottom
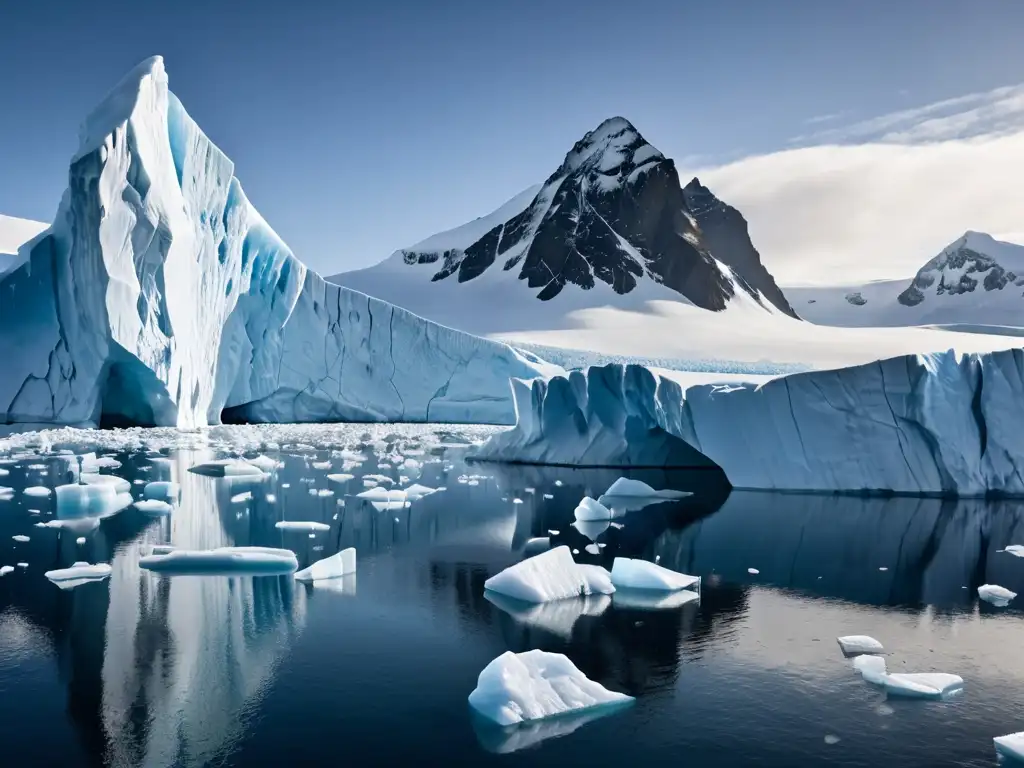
(0, 57, 556, 428)
(0, 214, 47, 274)
(332, 116, 794, 316)
(476, 350, 1024, 496)
(789, 232, 1024, 329)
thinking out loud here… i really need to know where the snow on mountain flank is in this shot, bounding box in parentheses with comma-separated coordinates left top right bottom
(331, 116, 793, 315)
(0, 56, 557, 428)
(789, 232, 1024, 330)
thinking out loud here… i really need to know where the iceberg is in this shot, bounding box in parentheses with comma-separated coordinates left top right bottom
(610, 557, 700, 591)
(0, 56, 555, 430)
(44, 561, 112, 585)
(139, 545, 298, 575)
(837, 635, 884, 656)
(476, 353, 1024, 495)
(468, 649, 633, 726)
(978, 583, 1016, 606)
(573, 496, 614, 522)
(994, 732, 1024, 762)
(484, 546, 615, 603)
(294, 547, 356, 582)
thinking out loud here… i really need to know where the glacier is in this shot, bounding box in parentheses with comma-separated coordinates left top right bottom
(0, 56, 555, 429)
(476, 349, 1024, 496)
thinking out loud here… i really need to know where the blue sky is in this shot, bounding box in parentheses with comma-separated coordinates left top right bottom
(3, 0, 1024, 280)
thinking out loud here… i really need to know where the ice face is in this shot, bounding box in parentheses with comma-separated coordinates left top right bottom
(477, 351, 1024, 496)
(468, 649, 634, 726)
(0, 56, 557, 430)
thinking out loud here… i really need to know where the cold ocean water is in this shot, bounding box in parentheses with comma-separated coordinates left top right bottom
(0, 423, 1022, 767)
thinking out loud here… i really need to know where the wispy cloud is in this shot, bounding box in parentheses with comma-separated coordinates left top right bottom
(790, 83, 1024, 145)
(803, 111, 847, 125)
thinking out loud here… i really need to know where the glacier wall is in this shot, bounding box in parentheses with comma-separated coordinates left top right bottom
(0, 57, 556, 428)
(476, 349, 1024, 496)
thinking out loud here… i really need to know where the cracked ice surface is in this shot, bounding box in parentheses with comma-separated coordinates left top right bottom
(0, 56, 556, 429)
(476, 351, 1024, 496)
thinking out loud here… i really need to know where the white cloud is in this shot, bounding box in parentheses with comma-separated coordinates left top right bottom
(686, 86, 1024, 286)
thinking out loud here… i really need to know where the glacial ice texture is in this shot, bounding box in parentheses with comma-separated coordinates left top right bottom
(0, 56, 553, 429)
(477, 352, 1024, 496)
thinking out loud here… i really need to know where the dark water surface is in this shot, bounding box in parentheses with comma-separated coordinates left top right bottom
(1, 427, 1024, 767)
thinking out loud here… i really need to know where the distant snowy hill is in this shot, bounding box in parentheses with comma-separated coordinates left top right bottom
(332, 116, 796, 317)
(788, 232, 1024, 330)
(0, 214, 47, 273)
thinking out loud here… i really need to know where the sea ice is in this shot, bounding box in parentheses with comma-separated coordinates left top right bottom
(294, 547, 356, 582)
(610, 558, 700, 591)
(134, 499, 173, 515)
(837, 635, 884, 656)
(190, 460, 266, 477)
(0, 566, 12, 576)
(978, 584, 1016, 606)
(44, 561, 112, 584)
(574, 497, 614, 522)
(853, 654, 889, 685)
(403, 483, 437, 500)
(1004, 545, 1024, 557)
(275, 521, 331, 532)
(468, 649, 633, 726)
(484, 546, 615, 603)
(883, 673, 964, 699)
(994, 732, 1024, 762)
(139, 545, 298, 575)
(23, 486, 51, 497)
(11, 535, 29, 543)
(356, 487, 407, 502)
(327, 473, 355, 484)
(246, 455, 282, 472)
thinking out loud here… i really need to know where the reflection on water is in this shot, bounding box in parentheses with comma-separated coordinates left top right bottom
(1, 436, 1024, 766)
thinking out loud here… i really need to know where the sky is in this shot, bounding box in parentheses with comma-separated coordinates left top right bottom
(2, 0, 1024, 285)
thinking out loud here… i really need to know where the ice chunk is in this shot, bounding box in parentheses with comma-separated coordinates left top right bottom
(572, 521, 610, 541)
(0, 566, 12, 576)
(44, 561, 111, 584)
(403, 483, 437, 500)
(143, 481, 180, 501)
(978, 584, 1016, 606)
(246, 455, 282, 472)
(189, 460, 266, 477)
(231, 491, 252, 503)
(748, 568, 760, 575)
(577, 564, 614, 595)
(585, 544, 600, 555)
(79, 473, 131, 493)
(837, 635, 884, 656)
(76, 537, 86, 545)
(484, 546, 614, 603)
(573, 497, 613, 522)
(468, 649, 633, 726)
(11, 535, 29, 542)
(602, 478, 690, 499)
(610, 558, 700, 591)
(294, 547, 356, 582)
(356, 487, 407, 502)
(317, 489, 334, 497)
(1004, 545, 1024, 557)
(883, 672, 964, 699)
(275, 521, 331, 532)
(139, 545, 298, 575)
(994, 732, 1024, 762)
(134, 499, 173, 515)
(23, 486, 51, 497)
(363, 474, 394, 485)
(327, 473, 355, 484)
(853, 654, 888, 685)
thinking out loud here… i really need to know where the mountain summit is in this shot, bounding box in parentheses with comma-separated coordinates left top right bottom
(336, 117, 796, 316)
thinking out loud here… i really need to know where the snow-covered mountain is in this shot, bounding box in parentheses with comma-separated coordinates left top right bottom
(0, 214, 47, 273)
(332, 117, 796, 317)
(0, 56, 555, 429)
(788, 231, 1024, 330)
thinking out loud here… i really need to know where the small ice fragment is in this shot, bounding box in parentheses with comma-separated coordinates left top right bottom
(853, 654, 888, 685)
(231, 491, 252, 504)
(883, 672, 964, 699)
(134, 500, 173, 515)
(0, 566, 12, 576)
(879, 567, 888, 571)
(572, 549, 580, 554)
(542, 494, 553, 499)
(513, 498, 524, 505)
(143, 481, 180, 501)
(748, 568, 760, 575)
(275, 521, 331, 532)
(309, 533, 316, 538)
(994, 732, 1024, 762)
(282, 483, 291, 488)
(468, 649, 633, 726)
(327, 473, 355, 484)
(610, 558, 699, 591)
(11, 535, 29, 543)
(585, 544, 600, 555)
(403, 483, 436, 500)
(978, 584, 1016, 606)
(76, 537, 86, 545)
(357, 487, 408, 502)
(1004, 544, 1024, 558)
(44, 561, 112, 584)
(16, 562, 27, 568)
(0, 469, 8, 476)
(265, 494, 277, 503)
(654, 554, 659, 562)
(548, 530, 560, 536)
(554, 480, 563, 486)
(574, 497, 613, 522)
(140, 546, 298, 575)
(312, 461, 332, 470)
(824, 735, 840, 745)
(246, 455, 282, 472)
(837, 635, 884, 656)
(23, 486, 51, 498)
(295, 547, 357, 582)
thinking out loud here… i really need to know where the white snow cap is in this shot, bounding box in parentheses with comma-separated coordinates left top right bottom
(468, 649, 633, 726)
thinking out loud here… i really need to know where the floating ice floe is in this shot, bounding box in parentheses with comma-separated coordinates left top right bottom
(978, 584, 1016, 606)
(23, 486, 51, 498)
(585, 544, 600, 555)
(311, 461, 332, 470)
(468, 649, 633, 726)
(484, 546, 614, 603)
(139, 545, 298, 575)
(356, 487, 407, 502)
(11, 535, 29, 543)
(852, 654, 889, 685)
(403, 483, 437, 500)
(294, 547, 356, 582)
(837, 635, 884, 656)
(574, 497, 614, 522)
(748, 568, 760, 575)
(231, 491, 253, 504)
(143, 481, 180, 501)
(1004, 545, 1024, 557)
(994, 732, 1024, 762)
(610, 558, 700, 592)
(246, 455, 282, 472)
(44, 561, 111, 586)
(189, 459, 266, 477)
(327, 473, 355, 484)
(275, 521, 331, 532)
(76, 537, 86, 545)
(0, 566, 12, 576)
(134, 499, 173, 515)
(852, 653, 963, 698)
